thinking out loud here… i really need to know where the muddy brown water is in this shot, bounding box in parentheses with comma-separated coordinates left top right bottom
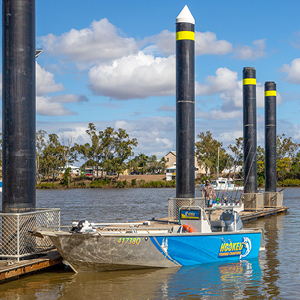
(0, 188, 298, 299)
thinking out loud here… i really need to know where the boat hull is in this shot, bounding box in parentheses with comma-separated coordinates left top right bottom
(45, 230, 261, 272)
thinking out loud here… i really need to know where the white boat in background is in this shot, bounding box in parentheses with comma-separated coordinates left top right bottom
(200, 178, 243, 192)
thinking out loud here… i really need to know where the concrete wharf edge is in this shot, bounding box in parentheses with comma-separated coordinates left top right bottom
(0, 206, 289, 283)
(0, 250, 63, 283)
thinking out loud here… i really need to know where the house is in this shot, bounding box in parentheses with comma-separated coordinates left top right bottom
(59, 165, 80, 176)
(165, 163, 199, 181)
(164, 151, 206, 177)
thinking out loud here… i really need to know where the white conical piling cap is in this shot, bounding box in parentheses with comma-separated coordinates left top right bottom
(176, 5, 195, 24)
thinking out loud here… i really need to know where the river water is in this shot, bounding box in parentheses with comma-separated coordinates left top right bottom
(0, 187, 299, 299)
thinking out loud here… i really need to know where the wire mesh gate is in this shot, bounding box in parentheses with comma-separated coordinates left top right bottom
(0, 208, 60, 261)
(168, 198, 205, 220)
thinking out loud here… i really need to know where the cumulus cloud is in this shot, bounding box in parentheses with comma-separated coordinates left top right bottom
(36, 63, 64, 96)
(196, 110, 242, 120)
(234, 39, 267, 60)
(40, 18, 138, 68)
(196, 67, 239, 96)
(195, 31, 233, 56)
(88, 52, 175, 100)
(114, 117, 176, 156)
(195, 67, 282, 121)
(281, 58, 300, 84)
(146, 30, 232, 56)
(36, 96, 77, 116)
(36, 63, 88, 116)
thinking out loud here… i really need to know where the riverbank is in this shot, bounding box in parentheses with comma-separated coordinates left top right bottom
(36, 174, 176, 189)
(36, 174, 300, 189)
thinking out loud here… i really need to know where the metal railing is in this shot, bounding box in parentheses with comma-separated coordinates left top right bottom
(168, 198, 205, 220)
(264, 192, 283, 207)
(242, 193, 264, 211)
(0, 208, 60, 261)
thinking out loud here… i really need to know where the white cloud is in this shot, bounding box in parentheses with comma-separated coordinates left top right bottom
(147, 30, 232, 56)
(35, 63, 88, 116)
(195, 31, 233, 56)
(196, 110, 242, 120)
(40, 18, 139, 68)
(281, 58, 300, 84)
(36, 116, 176, 158)
(154, 30, 175, 56)
(0, 64, 79, 116)
(196, 67, 239, 96)
(88, 52, 175, 100)
(234, 39, 267, 60)
(36, 96, 77, 116)
(36, 63, 64, 96)
(155, 137, 173, 149)
(195, 67, 282, 120)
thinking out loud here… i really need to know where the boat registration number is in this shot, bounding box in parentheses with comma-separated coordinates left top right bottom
(117, 237, 141, 245)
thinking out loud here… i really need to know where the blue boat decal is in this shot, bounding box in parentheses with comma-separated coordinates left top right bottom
(150, 233, 260, 266)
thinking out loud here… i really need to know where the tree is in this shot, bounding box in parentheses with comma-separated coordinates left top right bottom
(85, 123, 104, 180)
(107, 128, 138, 176)
(276, 134, 299, 181)
(36, 129, 47, 183)
(40, 134, 64, 182)
(277, 133, 300, 161)
(75, 125, 138, 178)
(147, 155, 164, 174)
(290, 151, 300, 179)
(60, 133, 76, 169)
(75, 123, 107, 180)
(136, 153, 149, 174)
(257, 146, 265, 185)
(195, 131, 224, 176)
(228, 137, 243, 179)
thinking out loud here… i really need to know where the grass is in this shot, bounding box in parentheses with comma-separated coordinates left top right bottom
(36, 177, 175, 189)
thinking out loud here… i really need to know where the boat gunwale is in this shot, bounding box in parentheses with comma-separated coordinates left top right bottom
(39, 228, 262, 238)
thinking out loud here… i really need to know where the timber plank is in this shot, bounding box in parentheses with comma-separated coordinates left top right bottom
(0, 250, 62, 282)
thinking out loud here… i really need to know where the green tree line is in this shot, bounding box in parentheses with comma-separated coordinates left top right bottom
(0, 127, 298, 186)
(34, 123, 166, 182)
(196, 131, 300, 185)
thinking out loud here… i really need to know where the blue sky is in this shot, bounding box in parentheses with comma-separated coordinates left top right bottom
(4, 0, 300, 158)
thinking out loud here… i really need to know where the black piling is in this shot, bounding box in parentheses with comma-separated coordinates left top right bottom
(2, 0, 36, 212)
(176, 6, 195, 199)
(265, 82, 277, 192)
(243, 67, 257, 194)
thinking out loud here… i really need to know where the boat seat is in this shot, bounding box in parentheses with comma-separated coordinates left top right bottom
(210, 220, 225, 232)
(171, 225, 182, 233)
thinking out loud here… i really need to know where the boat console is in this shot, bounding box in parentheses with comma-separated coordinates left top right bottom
(179, 206, 212, 233)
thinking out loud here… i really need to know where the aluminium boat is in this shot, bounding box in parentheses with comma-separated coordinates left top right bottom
(36, 206, 264, 272)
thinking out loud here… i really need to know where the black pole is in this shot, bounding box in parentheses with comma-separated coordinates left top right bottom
(243, 67, 257, 194)
(265, 82, 277, 192)
(176, 6, 195, 198)
(2, 0, 36, 212)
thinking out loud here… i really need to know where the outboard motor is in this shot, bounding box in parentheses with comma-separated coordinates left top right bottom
(71, 220, 96, 233)
(220, 210, 243, 231)
(71, 220, 87, 232)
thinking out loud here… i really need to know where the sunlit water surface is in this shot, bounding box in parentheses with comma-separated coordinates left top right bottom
(0, 187, 299, 299)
